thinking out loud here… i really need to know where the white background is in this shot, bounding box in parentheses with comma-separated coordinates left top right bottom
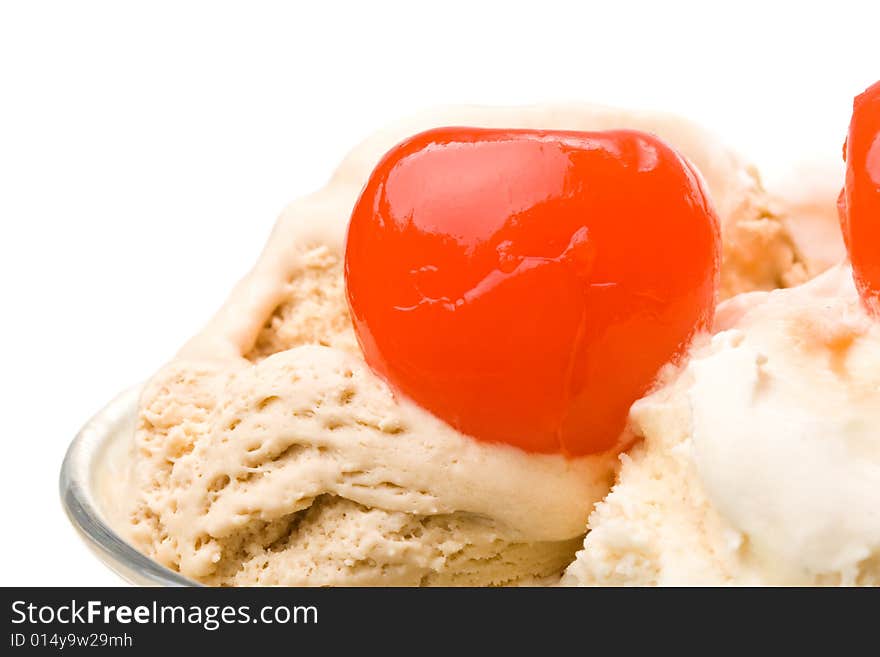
(1, 1, 878, 586)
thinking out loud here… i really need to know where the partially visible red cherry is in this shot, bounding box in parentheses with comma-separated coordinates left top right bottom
(840, 80, 880, 315)
(345, 127, 720, 456)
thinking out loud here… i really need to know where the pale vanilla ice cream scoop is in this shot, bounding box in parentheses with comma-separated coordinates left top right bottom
(119, 104, 831, 586)
(563, 264, 880, 586)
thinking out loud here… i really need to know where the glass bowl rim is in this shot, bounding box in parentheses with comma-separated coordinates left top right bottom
(59, 385, 198, 587)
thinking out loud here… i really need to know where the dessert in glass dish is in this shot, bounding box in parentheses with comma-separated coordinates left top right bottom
(63, 88, 873, 586)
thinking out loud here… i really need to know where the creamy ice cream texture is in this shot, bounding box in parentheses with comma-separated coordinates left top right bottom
(121, 104, 838, 586)
(563, 264, 880, 586)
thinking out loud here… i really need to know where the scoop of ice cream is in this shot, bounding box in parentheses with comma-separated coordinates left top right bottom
(770, 160, 846, 279)
(123, 103, 824, 586)
(563, 264, 880, 586)
(131, 346, 605, 585)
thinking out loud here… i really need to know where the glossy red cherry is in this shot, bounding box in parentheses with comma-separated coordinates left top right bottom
(345, 128, 720, 456)
(840, 80, 880, 315)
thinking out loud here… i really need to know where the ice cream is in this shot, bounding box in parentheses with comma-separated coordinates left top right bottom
(562, 264, 880, 586)
(771, 161, 846, 279)
(130, 348, 608, 585)
(119, 104, 829, 586)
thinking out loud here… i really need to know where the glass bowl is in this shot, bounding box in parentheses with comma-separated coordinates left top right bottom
(59, 386, 198, 586)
